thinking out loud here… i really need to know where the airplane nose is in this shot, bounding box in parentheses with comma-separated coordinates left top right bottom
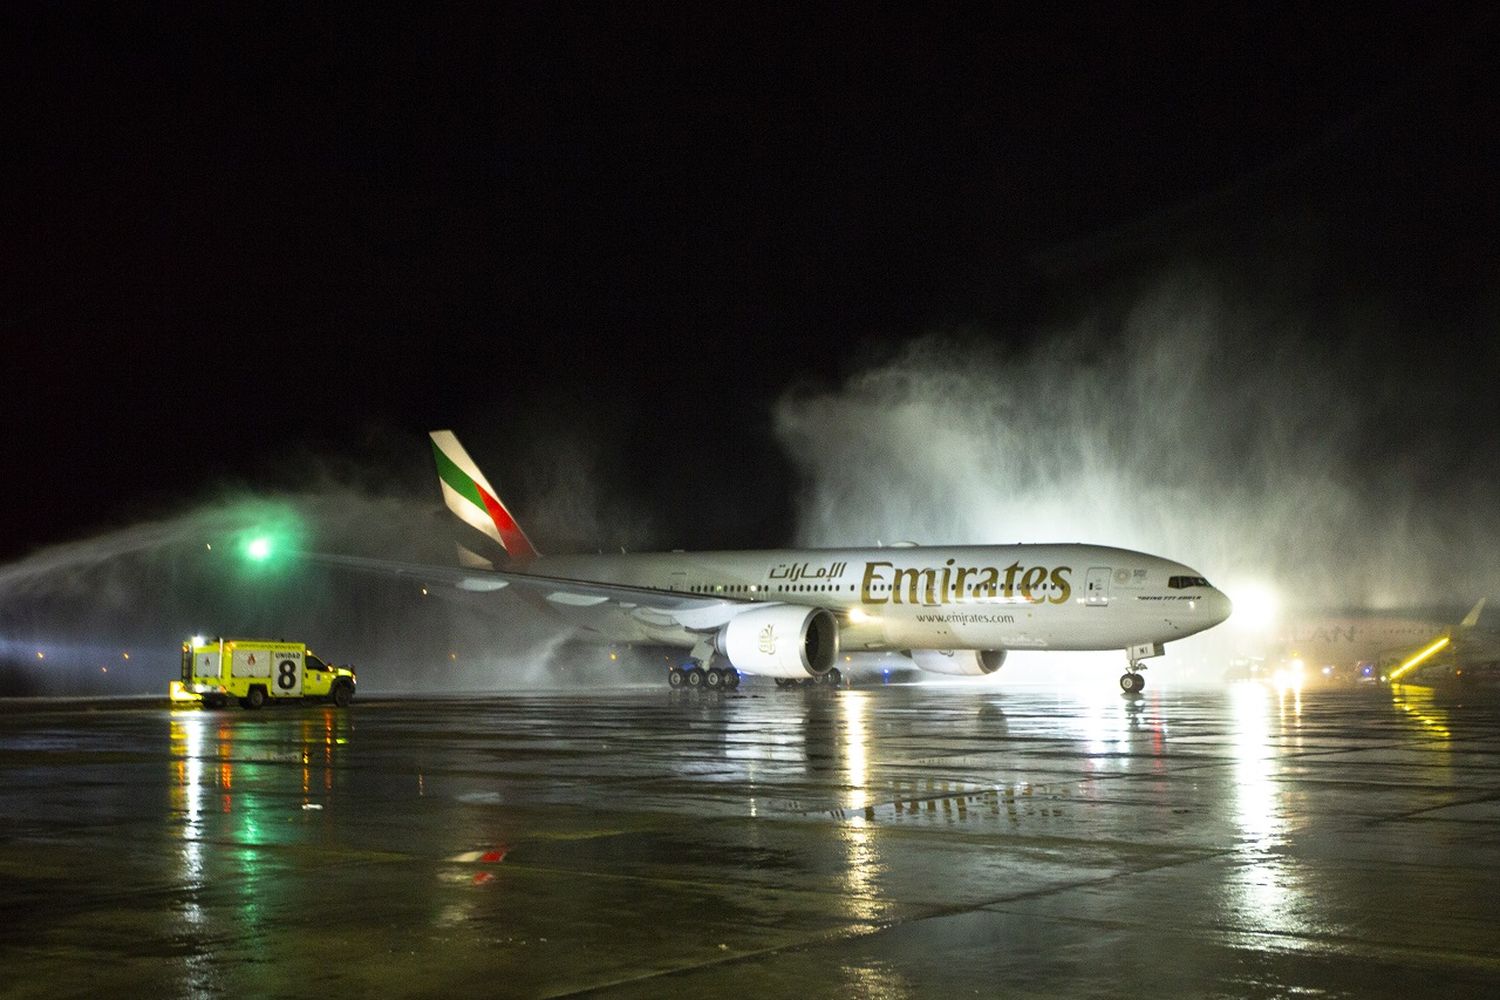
(1209, 588, 1233, 626)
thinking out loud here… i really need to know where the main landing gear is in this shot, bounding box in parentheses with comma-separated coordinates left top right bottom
(668, 663, 741, 690)
(1119, 669, 1146, 694)
(668, 639, 740, 691)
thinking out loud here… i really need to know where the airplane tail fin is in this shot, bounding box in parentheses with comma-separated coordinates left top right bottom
(1460, 598, 1486, 629)
(429, 430, 540, 567)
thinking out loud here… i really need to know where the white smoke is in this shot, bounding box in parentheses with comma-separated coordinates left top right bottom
(773, 272, 1499, 684)
(0, 486, 631, 696)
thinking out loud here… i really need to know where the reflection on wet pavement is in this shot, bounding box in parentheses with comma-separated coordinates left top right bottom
(2, 682, 1500, 997)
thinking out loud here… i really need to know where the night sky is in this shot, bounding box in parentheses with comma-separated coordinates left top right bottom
(5, 6, 1497, 563)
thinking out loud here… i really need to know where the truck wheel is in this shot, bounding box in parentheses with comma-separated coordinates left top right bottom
(245, 686, 266, 710)
(331, 682, 353, 707)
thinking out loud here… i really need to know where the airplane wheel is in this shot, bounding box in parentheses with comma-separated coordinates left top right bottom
(685, 668, 704, 688)
(774, 678, 791, 689)
(726, 670, 741, 689)
(1133, 674, 1146, 693)
(704, 668, 724, 689)
(825, 668, 842, 688)
(1119, 673, 1134, 693)
(668, 668, 686, 688)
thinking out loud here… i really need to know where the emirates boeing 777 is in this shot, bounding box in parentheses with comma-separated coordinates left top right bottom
(314, 431, 1233, 692)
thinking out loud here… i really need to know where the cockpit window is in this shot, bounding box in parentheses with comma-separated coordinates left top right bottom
(1168, 575, 1211, 589)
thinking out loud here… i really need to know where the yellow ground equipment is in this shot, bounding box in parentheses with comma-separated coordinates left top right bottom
(170, 637, 357, 709)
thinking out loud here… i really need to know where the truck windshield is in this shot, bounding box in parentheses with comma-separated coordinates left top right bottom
(306, 655, 327, 672)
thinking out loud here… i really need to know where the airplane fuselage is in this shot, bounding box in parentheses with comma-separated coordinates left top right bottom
(1266, 608, 1498, 675)
(411, 430, 1234, 689)
(511, 543, 1231, 654)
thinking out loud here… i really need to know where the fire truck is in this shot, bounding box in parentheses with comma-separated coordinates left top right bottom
(170, 637, 357, 709)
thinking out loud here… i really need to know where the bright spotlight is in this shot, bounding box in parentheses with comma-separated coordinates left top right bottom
(1230, 582, 1280, 632)
(245, 536, 272, 562)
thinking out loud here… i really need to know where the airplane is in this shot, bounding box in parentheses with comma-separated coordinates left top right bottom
(308, 430, 1233, 692)
(1260, 599, 1495, 685)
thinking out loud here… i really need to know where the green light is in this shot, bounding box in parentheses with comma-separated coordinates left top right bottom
(224, 502, 305, 574)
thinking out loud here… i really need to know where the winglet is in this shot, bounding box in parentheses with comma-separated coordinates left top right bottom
(1460, 598, 1486, 629)
(429, 431, 540, 566)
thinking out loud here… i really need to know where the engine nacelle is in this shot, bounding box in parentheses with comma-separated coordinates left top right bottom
(719, 606, 840, 679)
(910, 648, 1006, 677)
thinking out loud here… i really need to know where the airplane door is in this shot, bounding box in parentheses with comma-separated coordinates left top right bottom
(1085, 566, 1111, 607)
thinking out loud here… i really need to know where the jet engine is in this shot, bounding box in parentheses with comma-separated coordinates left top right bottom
(719, 606, 840, 679)
(910, 648, 1006, 676)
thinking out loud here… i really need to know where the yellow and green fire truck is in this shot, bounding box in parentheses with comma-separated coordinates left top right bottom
(170, 637, 357, 709)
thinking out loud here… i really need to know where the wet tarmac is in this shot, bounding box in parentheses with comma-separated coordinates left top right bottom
(2, 681, 1499, 998)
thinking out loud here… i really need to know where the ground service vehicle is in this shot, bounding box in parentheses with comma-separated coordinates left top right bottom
(170, 637, 357, 709)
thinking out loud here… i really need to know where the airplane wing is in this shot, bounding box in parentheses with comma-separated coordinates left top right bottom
(301, 551, 757, 631)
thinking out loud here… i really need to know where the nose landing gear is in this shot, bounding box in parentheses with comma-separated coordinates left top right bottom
(1121, 641, 1164, 694)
